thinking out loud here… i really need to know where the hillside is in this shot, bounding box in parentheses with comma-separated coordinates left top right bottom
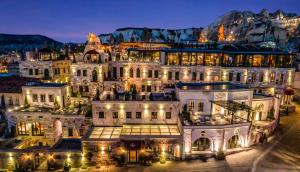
(0, 34, 63, 55)
(206, 9, 300, 51)
(99, 27, 203, 44)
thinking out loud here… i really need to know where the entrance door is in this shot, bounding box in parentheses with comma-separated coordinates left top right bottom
(129, 150, 137, 163)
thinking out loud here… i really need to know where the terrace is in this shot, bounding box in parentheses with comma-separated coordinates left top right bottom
(182, 100, 252, 126)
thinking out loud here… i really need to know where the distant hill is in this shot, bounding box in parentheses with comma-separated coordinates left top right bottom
(0, 34, 63, 55)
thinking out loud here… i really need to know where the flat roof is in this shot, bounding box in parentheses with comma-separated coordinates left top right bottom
(24, 82, 66, 88)
(89, 124, 180, 140)
(176, 82, 249, 91)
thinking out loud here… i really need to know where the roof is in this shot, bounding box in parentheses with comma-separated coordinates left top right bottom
(176, 82, 249, 91)
(212, 100, 252, 111)
(0, 76, 39, 93)
(24, 82, 66, 88)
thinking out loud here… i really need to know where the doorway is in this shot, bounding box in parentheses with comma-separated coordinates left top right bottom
(129, 150, 138, 163)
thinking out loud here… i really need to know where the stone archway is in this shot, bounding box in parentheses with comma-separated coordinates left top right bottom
(192, 137, 211, 151)
(227, 135, 242, 149)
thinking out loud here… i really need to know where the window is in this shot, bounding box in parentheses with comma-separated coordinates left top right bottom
(188, 101, 194, 112)
(168, 72, 172, 80)
(229, 72, 233, 81)
(83, 70, 87, 76)
(192, 72, 197, 81)
(40, 94, 46, 102)
(77, 70, 81, 76)
(120, 67, 123, 78)
(259, 73, 264, 82)
(98, 112, 105, 118)
(198, 102, 204, 112)
(17, 122, 29, 135)
(141, 85, 145, 92)
(154, 70, 159, 78)
(32, 122, 44, 136)
(33, 94, 38, 102)
(136, 112, 142, 119)
(130, 68, 134, 78)
(166, 112, 171, 119)
(148, 70, 152, 78)
(68, 128, 73, 137)
(199, 73, 204, 81)
(126, 112, 132, 119)
(136, 68, 140, 78)
(151, 112, 158, 119)
(113, 67, 117, 79)
(147, 85, 151, 92)
(236, 73, 241, 82)
(29, 69, 33, 75)
(175, 71, 180, 80)
(35, 69, 39, 75)
(85, 86, 89, 92)
(113, 112, 118, 119)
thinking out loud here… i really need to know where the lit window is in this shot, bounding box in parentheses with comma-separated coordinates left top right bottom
(151, 112, 158, 119)
(113, 112, 118, 119)
(136, 112, 142, 119)
(33, 94, 38, 102)
(198, 102, 204, 112)
(166, 112, 171, 119)
(48, 95, 54, 102)
(40, 95, 46, 102)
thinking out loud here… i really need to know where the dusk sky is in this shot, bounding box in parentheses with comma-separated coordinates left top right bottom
(1, 0, 299, 43)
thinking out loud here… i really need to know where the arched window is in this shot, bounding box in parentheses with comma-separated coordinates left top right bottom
(136, 68, 140, 78)
(92, 70, 98, 82)
(228, 135, 241, 149)
(192, 138, 211, 151)
(130, 68, 134, 78)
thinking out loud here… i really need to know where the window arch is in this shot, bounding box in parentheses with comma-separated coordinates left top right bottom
(228, 135, 241, 149)
(192, 138, 211, 151)
(136, 68, 140, 78)
(92, 70, 98, 82)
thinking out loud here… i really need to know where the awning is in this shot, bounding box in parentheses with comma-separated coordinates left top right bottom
(88, 124, 181, 140)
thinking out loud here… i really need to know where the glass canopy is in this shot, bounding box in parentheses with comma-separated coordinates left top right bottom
(89, 124, 180, 139)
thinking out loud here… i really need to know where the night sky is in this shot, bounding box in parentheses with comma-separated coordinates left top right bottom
(1, 0, 299, 43)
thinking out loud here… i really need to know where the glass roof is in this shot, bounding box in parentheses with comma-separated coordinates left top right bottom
(89, 125, 180, 139)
